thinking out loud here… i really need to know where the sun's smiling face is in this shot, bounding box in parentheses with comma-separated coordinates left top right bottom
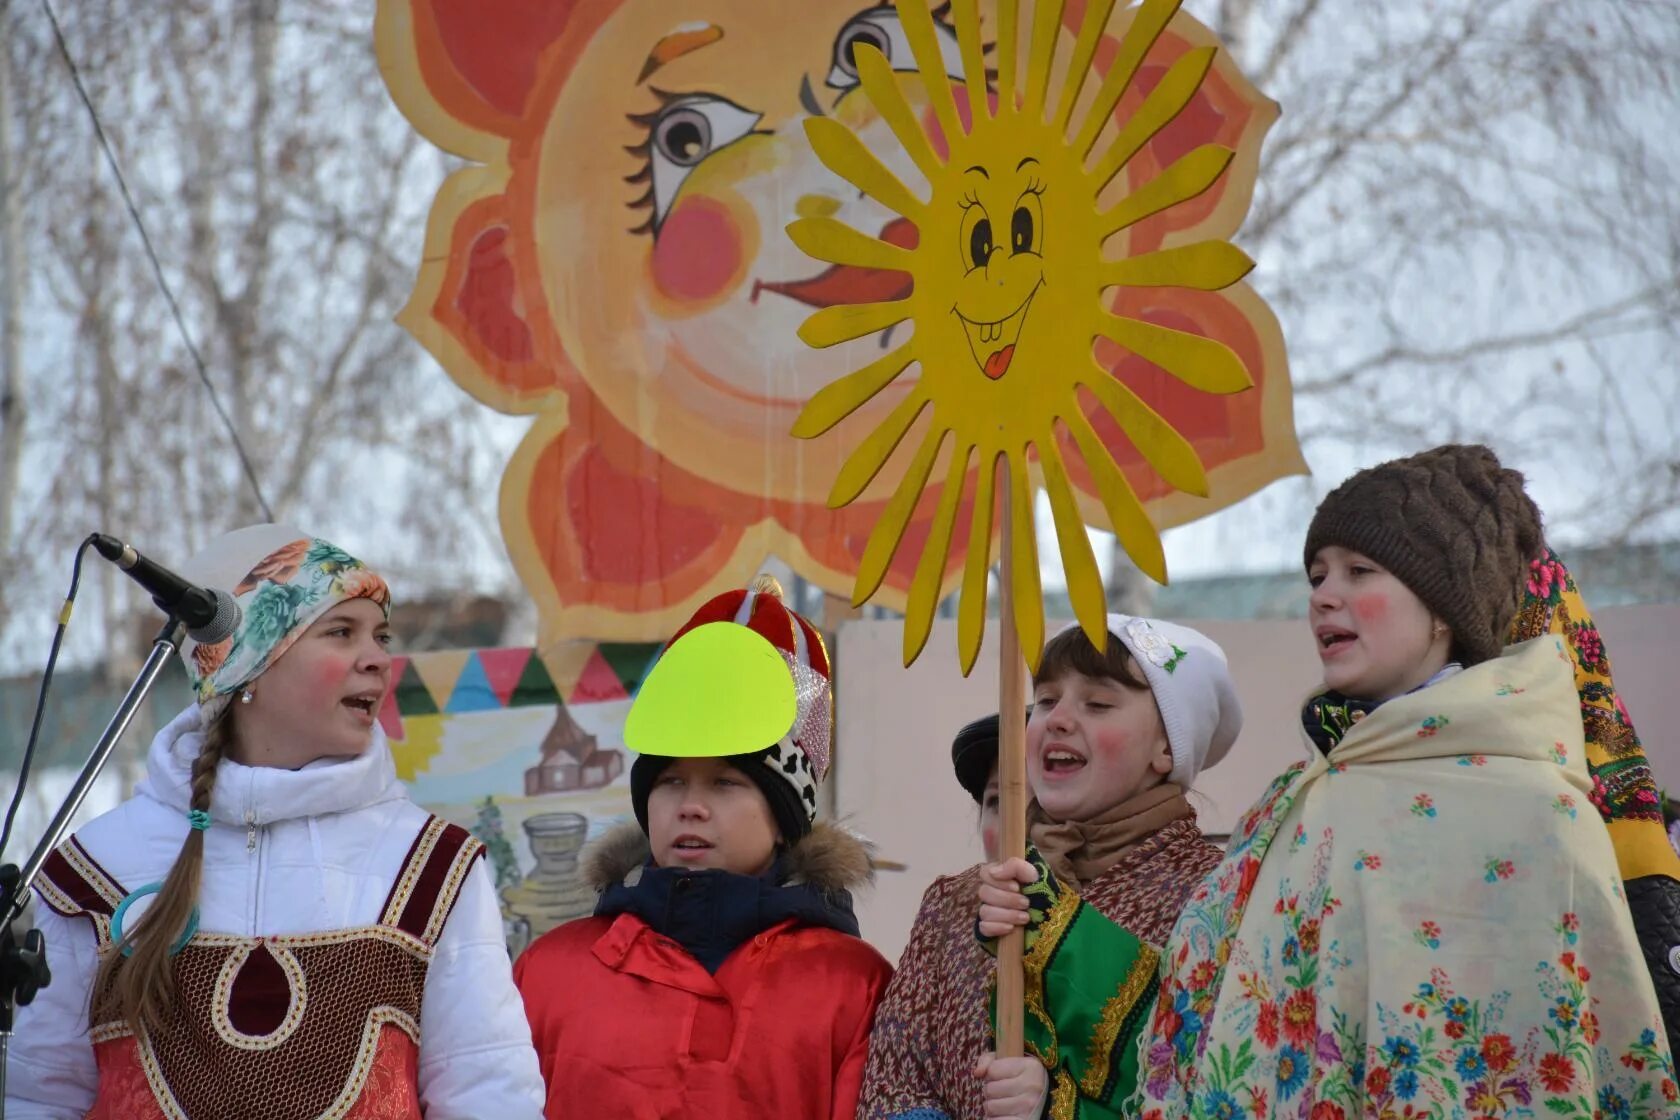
(788, 0, 1278, 673)
(910, 112, 1105, 447)
(950, 156, 1048, 381)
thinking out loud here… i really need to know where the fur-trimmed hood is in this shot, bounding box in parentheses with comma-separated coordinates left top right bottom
(585, 820, 875, 971)
(582, 819, 875, 894)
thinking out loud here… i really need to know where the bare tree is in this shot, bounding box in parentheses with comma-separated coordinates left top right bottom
(1195, 0, 1680, 550)
(0, 1, 519, 672)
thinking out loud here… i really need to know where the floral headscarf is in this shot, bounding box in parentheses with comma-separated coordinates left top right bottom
(1507, 545, 1677, 881)
(177, 524, 391, 718)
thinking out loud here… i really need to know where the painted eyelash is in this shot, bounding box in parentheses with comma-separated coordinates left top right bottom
(958, 190, 981, 210)
(1022, 177, 1047, 196)
(623, 87, 687, 236)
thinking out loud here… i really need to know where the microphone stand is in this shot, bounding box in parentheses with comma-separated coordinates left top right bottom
(0, 616, 183, 1114)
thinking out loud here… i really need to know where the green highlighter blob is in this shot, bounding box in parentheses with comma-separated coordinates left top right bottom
(624, 622, 798, 757)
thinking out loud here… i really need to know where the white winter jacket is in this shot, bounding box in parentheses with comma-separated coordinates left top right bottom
(4, 705, 545, 1119)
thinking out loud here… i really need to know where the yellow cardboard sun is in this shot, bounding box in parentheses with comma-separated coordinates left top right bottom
(791, 0, 1259, 674)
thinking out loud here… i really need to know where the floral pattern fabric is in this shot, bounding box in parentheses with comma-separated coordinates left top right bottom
(185, 537, 391, 703)
(1137, 636, 1677, 1119)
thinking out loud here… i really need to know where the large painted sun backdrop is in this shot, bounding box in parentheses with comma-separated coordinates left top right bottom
(376, 0, 1300, 648)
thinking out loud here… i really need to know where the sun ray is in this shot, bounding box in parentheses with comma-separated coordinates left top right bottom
(1093, 309, 1252, 394)
(787, 215, 917, 274)
(1075, 362, 1210, 496)
(897, 0, 965, 151)
(1038, 428, 1108, 648)
(1098, 241, 1254, 292)
(1005, 448, 1045, 672)
(996, 0, 1020, 113)
(797, 297, 914, 350)
(853, 424, 947, 604)
(904, 443, 974, 665)
(1099, 144, 1234, 234)
(785, 0, 1289, 672)
(1089, 46, 1216, 189)
(1051, 0, 1118, 134)
(1063, 407, 1168, 583)
(792, 343, 917, 438)
(1021, 0, 1065, 122)
(957, 451, 999, 676)
(952, 0, 992, 124)
(829, 390, 930, 508)
(854, 45, 945, 183)
(1072, 0, 1182, 162)
(804, 117, 929, 222)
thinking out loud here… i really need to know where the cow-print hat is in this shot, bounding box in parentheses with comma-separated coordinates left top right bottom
(629, 576, 832, 842)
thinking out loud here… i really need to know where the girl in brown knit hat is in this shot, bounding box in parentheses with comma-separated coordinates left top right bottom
(1130, 444, 1677, 1117)
(983, 446, 1678, 1118)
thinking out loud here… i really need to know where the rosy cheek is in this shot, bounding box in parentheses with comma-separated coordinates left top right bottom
(1352, 594, 1389, 624)
(650, 196, 744, 302)
(981, 822, 999, 858)
(311, 655, 355, 694)
(1090, 728, 1133, 765)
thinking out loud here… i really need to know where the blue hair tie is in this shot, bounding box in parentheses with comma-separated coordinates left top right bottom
(187, 809, 211, 831)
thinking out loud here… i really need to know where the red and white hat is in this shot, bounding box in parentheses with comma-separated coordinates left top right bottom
(639, 576, 833, 826)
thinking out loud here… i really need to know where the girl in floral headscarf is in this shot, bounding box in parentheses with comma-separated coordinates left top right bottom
(7, 525, 544, 1120)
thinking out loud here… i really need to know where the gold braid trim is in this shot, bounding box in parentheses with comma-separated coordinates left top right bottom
(1080, 941, 1162, 1099)
(1022, 884, 1083, 1066)
(1048, 1068, 1079, 1120)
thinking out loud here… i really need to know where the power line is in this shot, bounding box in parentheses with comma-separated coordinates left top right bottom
(35, 0, 275, 521)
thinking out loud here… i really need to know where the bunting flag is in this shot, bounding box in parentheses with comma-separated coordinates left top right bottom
(382, 642, 659, 742)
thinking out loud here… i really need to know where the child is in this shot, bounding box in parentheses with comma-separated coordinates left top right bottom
(1133, 445, 1675, 1115)
(5, 524, 543, 1119)
(954, 613, 1244, 1119)
(514, 579, 892, 1118)
(859, 711, 1007, 1117)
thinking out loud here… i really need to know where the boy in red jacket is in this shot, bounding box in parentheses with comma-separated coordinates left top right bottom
(515, 578, 892, 1118)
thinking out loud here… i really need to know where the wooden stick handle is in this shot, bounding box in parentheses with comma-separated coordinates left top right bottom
(995, 460, 1027, 1058)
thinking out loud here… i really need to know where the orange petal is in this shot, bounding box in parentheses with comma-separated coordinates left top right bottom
(1092, 19, 1277, 252)
(1060, 282, 1304, 533)
(502, 390, 755, 643)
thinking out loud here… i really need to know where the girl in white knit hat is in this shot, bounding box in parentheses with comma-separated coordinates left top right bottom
(971, 613, 1242, 1119)
(5, 525, 544, 1120)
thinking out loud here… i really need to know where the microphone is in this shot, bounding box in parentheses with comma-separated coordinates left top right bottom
(89, 534, 241, 644)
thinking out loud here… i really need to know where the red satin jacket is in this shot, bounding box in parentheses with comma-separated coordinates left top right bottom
(517, 912, 891, 1118)
(515, 822, 892, 1118)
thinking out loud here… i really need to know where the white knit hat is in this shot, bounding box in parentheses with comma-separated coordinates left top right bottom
(1064, 613, 1243, 786)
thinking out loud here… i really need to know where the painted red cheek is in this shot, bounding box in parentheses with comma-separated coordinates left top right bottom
(651, 196, 744, 302)
(1352, 594, 1389, 623)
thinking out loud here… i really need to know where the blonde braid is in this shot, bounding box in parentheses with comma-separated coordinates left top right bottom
(92, 705, 234, 1035)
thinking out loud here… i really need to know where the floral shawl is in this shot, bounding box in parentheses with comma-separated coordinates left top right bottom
(1136, 635, 1677, 1119)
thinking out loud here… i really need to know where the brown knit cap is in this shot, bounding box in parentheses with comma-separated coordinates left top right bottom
(1303, 444, 1543, 665)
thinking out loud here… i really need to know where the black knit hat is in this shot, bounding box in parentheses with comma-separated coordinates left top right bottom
(630, 751, 811, 845)
(1303, 444, 1543, 665)
(950, 709, 1031, 803)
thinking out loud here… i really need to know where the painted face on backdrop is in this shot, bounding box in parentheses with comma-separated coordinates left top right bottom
(533, 2, 965, 495)
(380, 0, 1295, 641)
(1028, 666, 1172, 822)
(1308, 545, 1452, 700)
